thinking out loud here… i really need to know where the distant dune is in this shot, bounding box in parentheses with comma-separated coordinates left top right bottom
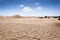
(0, 15, 60, 40)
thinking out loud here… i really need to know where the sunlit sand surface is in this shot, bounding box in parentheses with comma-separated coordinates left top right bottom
(0, 17, 60, 40)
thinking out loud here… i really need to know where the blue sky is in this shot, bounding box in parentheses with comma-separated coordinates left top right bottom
(0, 0, 60, 16)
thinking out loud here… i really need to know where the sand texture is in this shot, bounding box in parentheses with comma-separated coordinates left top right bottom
(0, 18, 60, 40)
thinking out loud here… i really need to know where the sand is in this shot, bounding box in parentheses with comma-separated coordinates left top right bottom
(0, 18, 60, 40)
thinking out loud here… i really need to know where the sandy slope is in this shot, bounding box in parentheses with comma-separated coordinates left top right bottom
(0, 18, 60, 40)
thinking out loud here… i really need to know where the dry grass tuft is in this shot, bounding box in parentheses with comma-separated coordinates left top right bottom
(54, 22, 60, 27)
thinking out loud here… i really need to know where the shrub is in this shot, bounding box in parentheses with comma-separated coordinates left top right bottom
(38, 17, 43, 19)
(44, 16, 47, 18)
(58, 18, 60, 20)
(53, 16, 58, 18)
(58, 16, 60, 18)
(44, 16, 50, 18)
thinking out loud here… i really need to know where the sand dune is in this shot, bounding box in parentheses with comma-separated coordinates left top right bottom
(0, 17, 60, 40)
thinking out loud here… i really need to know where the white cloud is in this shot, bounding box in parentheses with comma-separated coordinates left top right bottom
(19, 3, 43, 14)
(35, 3, 39, 5)
(35, 6, 42, 11)
(22, 7, 33, 13)
(20, 5, 24, 7)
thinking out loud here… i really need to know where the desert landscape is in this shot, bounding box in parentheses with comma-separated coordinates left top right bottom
(0, 15, 60, 40)
(0, 0, 60, 40)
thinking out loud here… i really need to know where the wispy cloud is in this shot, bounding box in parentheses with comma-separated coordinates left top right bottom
(35, 3, 40, 5)
(19, 4, 43, 14)
(22, 6, 33, 13)
(20, 5, 24, 7)
(21, 5, 43, 14)
(35, 6, 42, 12)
